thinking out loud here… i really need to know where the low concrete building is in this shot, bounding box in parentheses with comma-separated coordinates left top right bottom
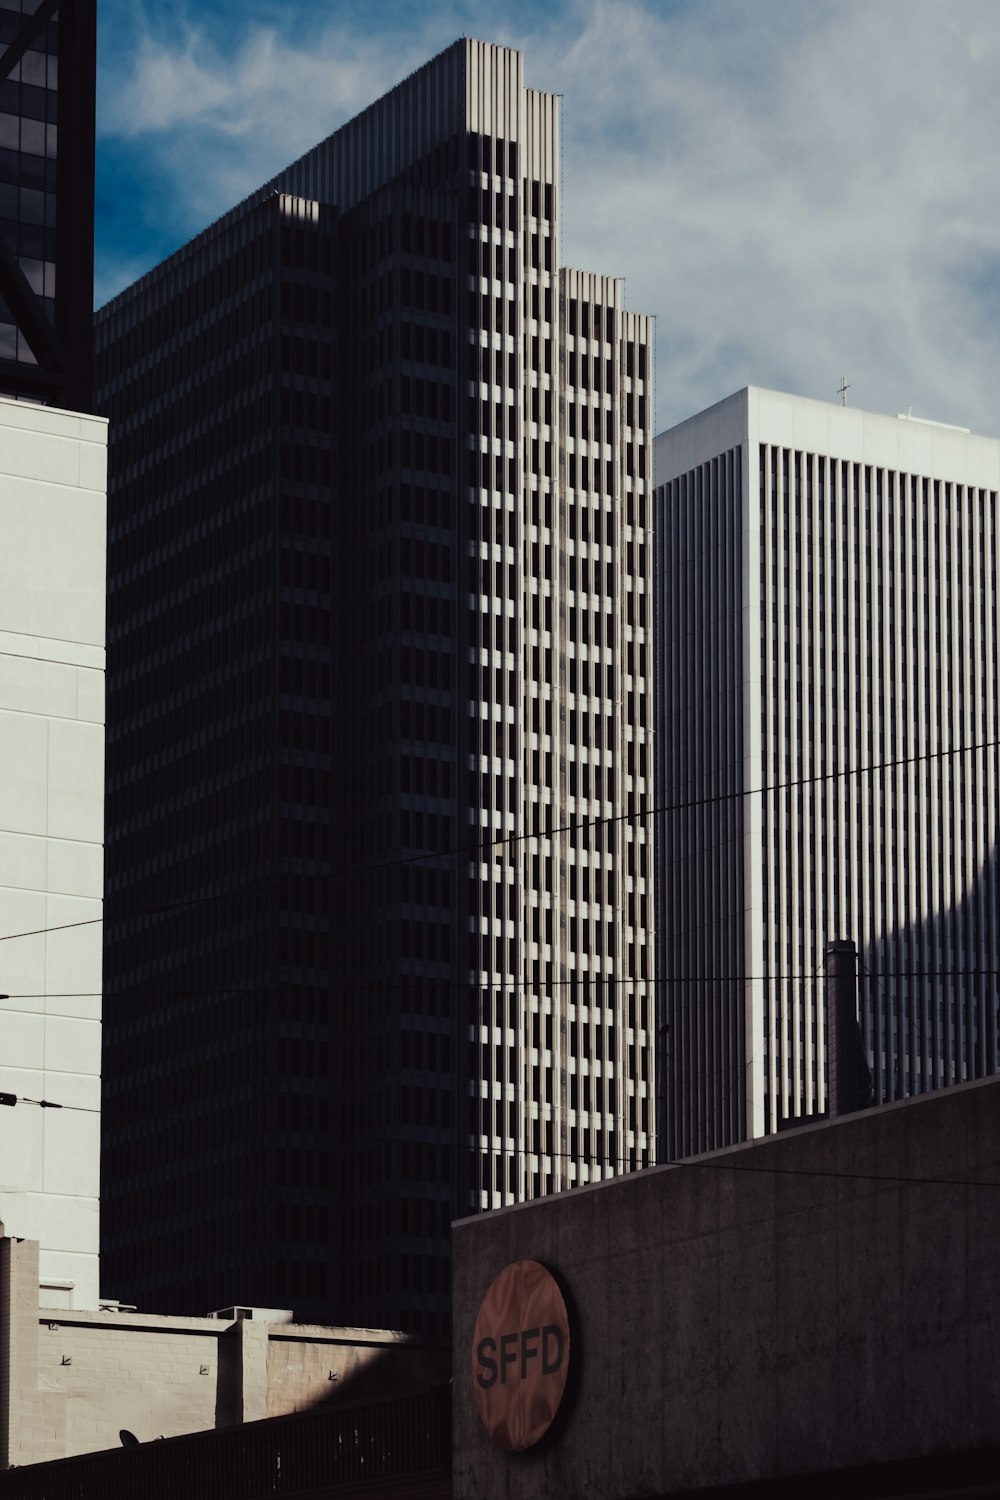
(453, 1076, 1000, 1497)
(0, 1233, 447, 1469)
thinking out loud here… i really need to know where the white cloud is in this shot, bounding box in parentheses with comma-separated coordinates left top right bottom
(536, 0, 1000, 434)
(98, 0, 1000, 436)
(99, 5, 445, 226)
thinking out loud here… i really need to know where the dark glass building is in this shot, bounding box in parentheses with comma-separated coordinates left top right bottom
(95, 40, 654, 1335)
(0, 0, 94, 410)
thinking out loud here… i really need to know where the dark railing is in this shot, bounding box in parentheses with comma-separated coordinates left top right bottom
(0, 1385, 451, 1500)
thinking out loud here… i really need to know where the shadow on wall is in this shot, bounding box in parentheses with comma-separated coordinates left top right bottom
(310, 1341, 451, 1409)
(862, 839, 1000, 1104)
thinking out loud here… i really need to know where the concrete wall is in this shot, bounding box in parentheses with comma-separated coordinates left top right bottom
(0, 398, 106, 1308)
(0, 1234, 440, 1468)
(453, 1078, 1000, 1497)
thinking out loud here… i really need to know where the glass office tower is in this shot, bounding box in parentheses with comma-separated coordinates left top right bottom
(0, 0, 94, 409)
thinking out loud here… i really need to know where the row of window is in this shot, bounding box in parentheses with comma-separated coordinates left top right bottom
(399, 643, 452, 690)
(399, 698, 454, 744)
(400, 373, 452, 420)
(400, 427, 454, 476)
(400, 265, 453, 315)
(399, 808, 454, 851)
(400, 319, 453, 367)
(399, 861, 452, 908)
(398, 920, 453, 964)
(400, 589, 452, 636)
(400, 210, 454, 263)
(279, 278, 332, 326)
(0, 141, 54, 190)
(280, 222, 334, 275)
(0, 77, 57, 124)
(468, 239, 518, 282)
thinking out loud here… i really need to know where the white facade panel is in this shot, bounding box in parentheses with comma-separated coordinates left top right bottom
(0, 396, 106, 1307)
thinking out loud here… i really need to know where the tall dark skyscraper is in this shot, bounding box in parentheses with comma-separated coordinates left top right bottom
(96, 40, 654, 1334)
(0, 0, 94, 410)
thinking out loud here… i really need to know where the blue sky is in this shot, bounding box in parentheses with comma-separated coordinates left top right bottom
(96, 0, 1000, 436)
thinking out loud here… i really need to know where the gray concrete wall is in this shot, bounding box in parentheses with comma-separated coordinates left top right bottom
(453, 1077, 1000, 1496)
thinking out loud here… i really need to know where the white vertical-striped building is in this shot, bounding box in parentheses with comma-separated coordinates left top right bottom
(655, 386, 1000, 1158)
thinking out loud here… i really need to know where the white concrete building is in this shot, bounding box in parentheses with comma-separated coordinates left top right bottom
(655, 386, 1000, 1158)
(0, 396, 106, 1306)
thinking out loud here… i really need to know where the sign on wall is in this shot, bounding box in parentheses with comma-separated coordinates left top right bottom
(471, 1259, 571, 1452)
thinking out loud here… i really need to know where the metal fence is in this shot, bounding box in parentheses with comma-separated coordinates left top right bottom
(0, 1385, 451, 1500)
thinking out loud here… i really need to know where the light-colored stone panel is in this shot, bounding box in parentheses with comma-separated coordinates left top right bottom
(42, 993, 101, 1022)
(0, 1104, 43, 1190)
(77, 441, 108, 495)
(19, 1190, 99, 1259)
(1, 405, 72, 440)
(43, 1014, 99, 1078)
(0, 427, 80, 487)
(0, 631, 105, 671)
(0, 652, 78, 719)
(0, 481, 105, 646)
(0, 1008, 44, 1070)
(0, 888, 46, 998)
(75, 667, 104, 724)
(0, 710, 47, 834)
(38, 1246, 100, 1309)
(0, 935, 46, 1006)
(46, 838, 102, 900)
(0, 880, 47, 938)
(0, 830, 47, 892)
(40, 1069, 99, 1112)
(42, 1097, 99, 1197)
(0, 989, 44, 1016)
(46, 719, 104, 843)
(44, 895, 101, 998)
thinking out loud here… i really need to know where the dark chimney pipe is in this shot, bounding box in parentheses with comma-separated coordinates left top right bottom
(825, 938, 873, 1116)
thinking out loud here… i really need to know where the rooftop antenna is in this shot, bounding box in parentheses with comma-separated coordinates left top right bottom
(837, 376, 851, 407)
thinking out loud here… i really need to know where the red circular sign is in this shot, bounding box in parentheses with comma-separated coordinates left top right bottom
(471, 1259, 571, 1451)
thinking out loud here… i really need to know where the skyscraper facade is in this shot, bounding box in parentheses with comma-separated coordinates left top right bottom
(0, 397, 106, 1309)
(0, 0, 94, 409)
(655, 386, 1000, 1160)
(96, 40, 654, 1333)
(0, 0, 103, 1310)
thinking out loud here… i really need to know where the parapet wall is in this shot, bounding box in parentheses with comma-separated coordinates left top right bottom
(0, 1236, 442, 1468)
(453, 1077, 1000, 1497)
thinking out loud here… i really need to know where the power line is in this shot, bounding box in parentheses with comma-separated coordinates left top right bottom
(326, 728, 1000, 883)
(1, 728, 996, 951)
(4, 968, 999, 1001)
(0, 916, 103, 944)
(0, 1093, 97, 1114)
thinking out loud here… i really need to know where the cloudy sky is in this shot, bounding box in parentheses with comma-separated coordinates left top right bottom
(96, 0, 1000, 437)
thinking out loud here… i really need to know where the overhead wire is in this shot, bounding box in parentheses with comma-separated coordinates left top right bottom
(0, 728, 997, 948)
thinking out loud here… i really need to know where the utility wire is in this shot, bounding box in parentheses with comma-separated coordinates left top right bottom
(2, 968, 998, 1008)
(4, 968, 999, 1000)
(0, 1093, 95, 1113)
(328, 728, 1000, 882)
(1, 728, 996, 948)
